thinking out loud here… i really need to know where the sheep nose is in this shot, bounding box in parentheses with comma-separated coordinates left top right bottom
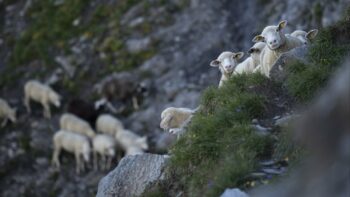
(273, 39, 277, 43)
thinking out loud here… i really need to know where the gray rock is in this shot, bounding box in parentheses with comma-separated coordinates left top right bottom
(275, 114, 300, 127)
(55, 56, 76, 78)
(96, 154, 168, 197)
(126, 37, 151, 53)
(221, 188, 249, 197)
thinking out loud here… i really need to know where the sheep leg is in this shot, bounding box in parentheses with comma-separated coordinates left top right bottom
(1, 118, 8, 128)
(107, 156, 113, 170)
(43, 102, 51, 119)
(101, 154, 106, 171)
(75, 152, 81, 174)
(52, 147, 61, 169)
(132, 96, 139, 110)
(93, 151, 98, 171)
(24, 96, 31, 114)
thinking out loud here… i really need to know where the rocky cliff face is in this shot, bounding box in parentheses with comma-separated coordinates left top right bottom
(0, 0, 348, 196)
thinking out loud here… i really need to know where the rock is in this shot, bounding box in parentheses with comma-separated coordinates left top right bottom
(55, 56, 76, 78)
(270, 46, 309, 82)
(96, 154, 168, 197)
(275, 114, 300, 127)
(221, 188, 249, 197)
(126, 37, 151, 53)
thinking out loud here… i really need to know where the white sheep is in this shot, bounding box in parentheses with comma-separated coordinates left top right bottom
(52, 130, 91, 174)
(92, 134, 116, 170)
(210, 51, 244, 87)
(60, 113, 96, 138)
(96, 114, 124, 137)
(0, 98, 16, 127)
(115, 129, 148, 156)
(234, 42, 266, 74)
(160, 107, 196, 133)
(24, 80, 61, 118)
(253, 20, 303, 77)
(290, 29, 319, 45)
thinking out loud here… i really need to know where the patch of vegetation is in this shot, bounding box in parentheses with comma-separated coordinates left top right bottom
(11, 0, 88, 66)
(285, 10, 350, 101)
(166, 74, 274, 196)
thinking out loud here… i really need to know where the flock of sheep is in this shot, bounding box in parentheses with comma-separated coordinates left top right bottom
(1, 80, 148, 174)
(0, 20, 318, 174)
(159, 20, 318, 137)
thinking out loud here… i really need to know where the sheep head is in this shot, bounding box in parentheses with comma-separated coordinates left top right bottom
(49, 91, 61, 107)
(210, 51, 244, 74)
(253, 20, 287, 50)
(248, 42, 266, 63)
(136, 136, 148, 150)
(291, 29, 318, 45)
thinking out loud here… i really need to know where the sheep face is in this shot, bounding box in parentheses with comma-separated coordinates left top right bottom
(210, 51, 244, 74)
(292, 29, 318, 45)
(248, 42, 266, 61)
(49, 91, 61, 107)
(106, 147, 115, 157)
(137, 137, 148, 150)
(253, 20, 287, 50)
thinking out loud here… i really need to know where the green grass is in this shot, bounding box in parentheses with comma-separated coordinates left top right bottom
(167, 74, 274, 196)
(285, 11, 350, 101)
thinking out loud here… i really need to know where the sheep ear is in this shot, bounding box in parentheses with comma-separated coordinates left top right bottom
(253, 35, 264, 43)
(210, 60, 220, 67)
(277, 20, 287, 30)
(233, 52, 244, 60)
(306, 29, 318, 40)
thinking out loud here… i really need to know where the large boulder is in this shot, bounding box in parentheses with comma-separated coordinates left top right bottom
(96, 154, 169, 197)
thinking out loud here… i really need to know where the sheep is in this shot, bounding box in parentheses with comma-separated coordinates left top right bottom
(52, 130, 91, 174)
(210, 51, 244, 87)
(92, 134, 116, 170)
(67, 98, 103, 128)
(96, 114, 124, 137)
(115, 129, 148, 156)
(60, 113, 96, 138)
(234, 42, 266, 74)
(290, 29, 319, 45)
(160, 107, 196, 133)
(253, 20, 303, 77)
(0, 98, 16, 127)
(24, 80, 61, 118)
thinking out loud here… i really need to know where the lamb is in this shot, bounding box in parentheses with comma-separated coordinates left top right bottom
(0, 98, 16, 127)
(253, 20, 303, 77)
(160, 107, 197, 133)
(290, 29, 318, 45)
(115, 129, 148, 156)
(52, 130, 91, 174)
(60, 113, 96, 138)
(92, 134, 116, 170)
(24, 80, 61, 118)
(96, 114, 124, 137)
(234, 42, 266, 74)
(210, 51, 244, 87)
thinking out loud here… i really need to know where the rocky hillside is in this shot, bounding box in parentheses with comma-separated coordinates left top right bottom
(0, 0, 349, 197)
